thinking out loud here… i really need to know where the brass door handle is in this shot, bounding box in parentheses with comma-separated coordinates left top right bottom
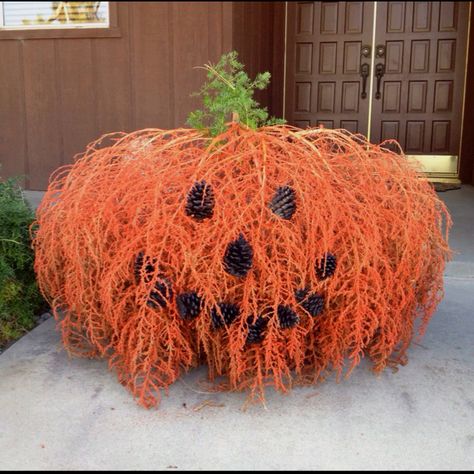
(360, 63, 370, 99)
(375, 63, 385, 100)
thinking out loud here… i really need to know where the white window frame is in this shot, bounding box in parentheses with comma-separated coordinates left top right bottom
(0, 1, 110, 30)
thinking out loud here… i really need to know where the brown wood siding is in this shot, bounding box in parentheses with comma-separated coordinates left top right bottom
(271, 2, 286, 119)
(0, 2, 234, 190)
(0, 42, 27, 187)
(232, 1, 277, 112)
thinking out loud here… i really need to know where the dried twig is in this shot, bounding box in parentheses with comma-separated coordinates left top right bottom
(192, 400, 225, 412)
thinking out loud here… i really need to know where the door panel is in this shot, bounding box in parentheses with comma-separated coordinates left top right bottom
(285, 2, 375, 134)
(370, 2, 469, 157)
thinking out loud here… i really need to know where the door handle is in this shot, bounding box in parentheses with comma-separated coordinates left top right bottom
(375, 44, 385, 58)
(361, 45, 371, 58)
(375, 63, 385, 100)
(360, 63, 370, 99)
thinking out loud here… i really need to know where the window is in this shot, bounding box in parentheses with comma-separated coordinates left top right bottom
(0, 1, 110, 30)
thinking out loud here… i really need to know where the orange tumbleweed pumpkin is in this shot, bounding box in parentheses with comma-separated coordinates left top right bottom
(32, 124, 451, 408)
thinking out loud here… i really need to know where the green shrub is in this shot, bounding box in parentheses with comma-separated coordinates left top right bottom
(0, 177, 45, 348)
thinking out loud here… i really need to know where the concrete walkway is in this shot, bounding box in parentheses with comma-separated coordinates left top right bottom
(1, 187, 473, 470)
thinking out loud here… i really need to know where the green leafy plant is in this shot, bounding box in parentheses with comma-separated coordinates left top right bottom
(187, 51, 285, 136)
(0, 177, 45, 349)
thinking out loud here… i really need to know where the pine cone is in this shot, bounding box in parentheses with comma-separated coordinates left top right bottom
(134, 252, 157, 283)
(269, 185, 297, 220)
(295, 288, 325, 317)
(134, 251, 144, 283)
(176, 292, 203, 320)
(245, 315, 268, 345)
(277, 305, 299, 329)
(223, 234, 253, 277)
(211, 302, 240, 330)
(294, 288, 308, 302)
(185, 180, 215, 220)
(315, 252, 337, 280)
(147, 277, 173, 309)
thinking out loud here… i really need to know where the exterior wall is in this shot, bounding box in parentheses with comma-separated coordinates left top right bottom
(232, 2, 275, 110)
(7, 1, 470, 187)
(0, 2, 234, 190)
(232, 1, 286, 118)
(460, 4, 474, 184)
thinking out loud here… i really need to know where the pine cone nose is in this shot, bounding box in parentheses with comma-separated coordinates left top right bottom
(223, 233, 253, 277)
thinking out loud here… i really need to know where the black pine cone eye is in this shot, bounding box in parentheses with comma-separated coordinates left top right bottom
(176, 292, 203, 320)
(295, 288, 325, 317)
(277, 305, 299, 329)
(315, 252, 337, 280)
(269, 185, 297, 220)
(223, 233, 253, 277)
(185, 180, 215, 220)
(245, 315, 268, 345)
(211, 302, 240, 330)
(147, 277, 173, 309)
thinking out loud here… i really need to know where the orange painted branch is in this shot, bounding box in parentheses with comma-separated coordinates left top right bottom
(32, 124, 451, 408)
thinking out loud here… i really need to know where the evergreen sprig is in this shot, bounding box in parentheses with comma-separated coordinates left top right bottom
(187, 51, 285, 136)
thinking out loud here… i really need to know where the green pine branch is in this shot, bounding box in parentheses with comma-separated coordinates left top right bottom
(187, 51, 285, 136)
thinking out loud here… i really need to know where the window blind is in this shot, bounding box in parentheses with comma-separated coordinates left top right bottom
(0, 1, 109, 29)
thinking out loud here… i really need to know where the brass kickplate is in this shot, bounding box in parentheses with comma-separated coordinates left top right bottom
(406, 154, 459, 180)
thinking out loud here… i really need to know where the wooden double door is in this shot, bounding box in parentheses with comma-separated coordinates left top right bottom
(285, 2, 470, 177)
